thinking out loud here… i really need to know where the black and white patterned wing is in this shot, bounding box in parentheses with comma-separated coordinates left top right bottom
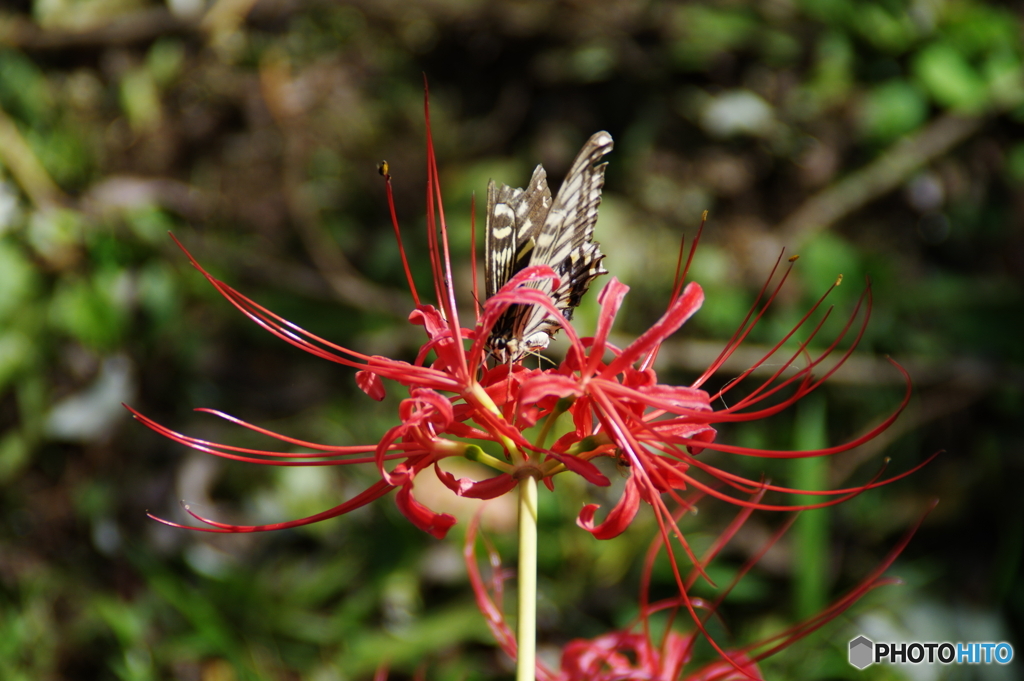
(484, 131, 613, 362)
(511, 131, 613, 355)
(484, 165, 552, 299)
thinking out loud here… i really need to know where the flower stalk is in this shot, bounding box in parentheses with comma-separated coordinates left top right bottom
(517, 474, 539, 681)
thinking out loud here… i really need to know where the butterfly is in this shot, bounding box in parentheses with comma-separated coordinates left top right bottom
(484, 131, 613, 364)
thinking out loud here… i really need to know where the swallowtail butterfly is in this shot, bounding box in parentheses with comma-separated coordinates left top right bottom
(484, 131, 613, 363)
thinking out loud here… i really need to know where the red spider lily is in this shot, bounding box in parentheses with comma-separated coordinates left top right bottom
(464, 495, 936, 681)
(130, 89, 930, 547)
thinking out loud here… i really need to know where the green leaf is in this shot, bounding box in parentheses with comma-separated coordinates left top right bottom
(48, 271, 130, 351)
(0, 239, 37, 321)
(146, 39, 186, 87)
(120, 67, 162, 133)
(0, 430, 30, 483)
(137, 261, 180, 326)
(860, 79, 927, 142)
(0, 331, 34, 395)
(942, 3, 1021, 57)
(26, 208, 84, 266)
(1007, 143, 1024, 183)
(802, 31, 855, 112)
(26, 123, 93, 188)
(983, 50, 1024, 109)
(0, 50, 53, 123)
(669, 5, 757, 69)
(913, 42, 988, 112)
(852, 3, 918, 54)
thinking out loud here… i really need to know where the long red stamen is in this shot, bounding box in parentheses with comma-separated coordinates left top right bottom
(742, 501, 936, 662)
(422, 80, 470, 380)
(715, 276, 860, 408)
(170, 234, 375, 369)
(640, 212, 708, 372)
(660, 445, 935, 512)
(381, 164, 420, 306)
(127, 405, 415, 466)
(470, 192, 480, 320)
(148, 479, 396, 533)
(692, 251, 794, 389)
(589, 383, 710, 581)
(711, 279, 876, 424)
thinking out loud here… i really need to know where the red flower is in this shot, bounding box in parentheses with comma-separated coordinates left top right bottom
(464, 494, 935, 681)
(131, 93, 930, 545)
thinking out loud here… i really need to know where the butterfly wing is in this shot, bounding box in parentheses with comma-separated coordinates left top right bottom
(484, 165, 552, 299)
(485, 131, 613, 362)
(512, 131, 613, 353)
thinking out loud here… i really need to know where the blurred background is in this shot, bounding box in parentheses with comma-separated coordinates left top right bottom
(0, 0, 1021, 679)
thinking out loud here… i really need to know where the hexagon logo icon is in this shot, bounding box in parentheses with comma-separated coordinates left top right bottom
(849, 635, 874, 669)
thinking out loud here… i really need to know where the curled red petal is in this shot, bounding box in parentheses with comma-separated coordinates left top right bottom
(432, 463, 517, 499)
(546, 452, 610, 487)
(686, 426, 717, 455)
(408, 304, 448, 339)
(623, 366, 657, 389)
(649, 421, 716, 441)
(638, 383, 712, 412)
(585, 278, 630, 374)
(459, 473, 519, 499)
(475, 266, 561, 340)
(496, 264, 562, 293)
(648, 457, 690, 492)
(355, 370, 386, 401)
(570, 395, 596, 439)
(561, 632, 646, 679)
(577, 475, 641, 540)
(443, 421, 490, 439)
(471, 266, 585, 362)
(399, 388, 455, 430)
(375, 425, 405, 485)
(518, 373, 584, 406)
(604, 281, 704, 377)
(395, 480, 457, 539)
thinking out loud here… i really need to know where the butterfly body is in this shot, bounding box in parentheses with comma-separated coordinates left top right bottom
(484, 131, 614, 364)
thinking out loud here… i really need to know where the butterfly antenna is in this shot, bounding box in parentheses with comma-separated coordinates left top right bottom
(521, 347, 556, 370)
(537, 352, 557, 369)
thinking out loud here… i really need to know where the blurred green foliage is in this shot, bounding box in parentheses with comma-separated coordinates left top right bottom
(0, 0, 1021, 679)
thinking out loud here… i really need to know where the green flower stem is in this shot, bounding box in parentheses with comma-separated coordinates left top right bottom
(564, 433, 611, 456)
(793, 393, 828, 619)
(517, 473, 539, 681)
(535, 396, 575, 450)
(463, 444, 514, 473)
(469, 382, 526, 464)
